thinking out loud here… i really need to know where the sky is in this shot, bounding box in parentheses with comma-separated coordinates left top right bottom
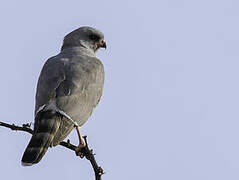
(0, 0, 239, 179)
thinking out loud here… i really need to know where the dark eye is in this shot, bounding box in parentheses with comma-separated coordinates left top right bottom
(89, 34, 99, 41)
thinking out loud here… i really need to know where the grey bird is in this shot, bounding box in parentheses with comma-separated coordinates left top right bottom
(21, 26, 106, 166)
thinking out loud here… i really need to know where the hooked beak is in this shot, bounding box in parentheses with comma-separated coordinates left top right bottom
(97, 39, 107, 49)
(101, 41, 107, 49)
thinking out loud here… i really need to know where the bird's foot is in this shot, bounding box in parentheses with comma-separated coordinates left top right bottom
(75, 143, 86, 158)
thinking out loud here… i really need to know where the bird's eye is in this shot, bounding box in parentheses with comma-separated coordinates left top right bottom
(89, 34, 99, 41)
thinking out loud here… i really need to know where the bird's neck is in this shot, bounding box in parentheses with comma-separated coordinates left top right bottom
(61, 46, 96, 57)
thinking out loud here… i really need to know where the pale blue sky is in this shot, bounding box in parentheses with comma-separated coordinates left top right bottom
(1, 0, 239, 179)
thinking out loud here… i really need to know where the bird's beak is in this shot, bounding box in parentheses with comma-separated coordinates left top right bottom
(101, 41, 107, 49)
(97, 39, 107, 49)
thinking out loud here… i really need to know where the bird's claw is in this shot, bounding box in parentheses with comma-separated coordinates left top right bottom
(75, 144, 86, 158)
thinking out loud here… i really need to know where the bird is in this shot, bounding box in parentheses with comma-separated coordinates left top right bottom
(21, 26, 106, 166)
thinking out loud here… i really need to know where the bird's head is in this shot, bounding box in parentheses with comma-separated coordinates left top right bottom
(61, 26, 106, 52)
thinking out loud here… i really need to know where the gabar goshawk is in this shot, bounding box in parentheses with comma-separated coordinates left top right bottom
(21, 26, 106, 166)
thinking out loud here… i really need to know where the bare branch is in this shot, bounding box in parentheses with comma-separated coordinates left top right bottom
(0, 121, 33, 134)
(0, 121, 104, 180)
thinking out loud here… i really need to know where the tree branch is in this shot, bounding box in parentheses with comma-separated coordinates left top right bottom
(0, 121, 104, 180)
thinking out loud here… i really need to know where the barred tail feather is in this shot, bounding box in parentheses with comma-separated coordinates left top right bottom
(21, 111, 61, 166)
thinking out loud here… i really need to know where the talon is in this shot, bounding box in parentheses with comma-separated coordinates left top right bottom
(75, 145, 85, 158)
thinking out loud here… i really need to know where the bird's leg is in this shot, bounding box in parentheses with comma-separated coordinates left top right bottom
(75, 125, 85, 147)
(74, 125, 85, 158)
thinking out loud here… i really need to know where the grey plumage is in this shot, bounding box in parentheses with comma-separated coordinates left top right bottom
(21, 27, 106, 165)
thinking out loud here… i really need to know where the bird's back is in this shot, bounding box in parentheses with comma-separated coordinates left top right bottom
(35, 48, 104, 145)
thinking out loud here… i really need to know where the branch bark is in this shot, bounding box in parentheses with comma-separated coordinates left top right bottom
(0, 121, 104, 180)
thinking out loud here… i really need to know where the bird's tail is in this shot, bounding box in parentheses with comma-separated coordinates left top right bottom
(21, 111, 61, 166)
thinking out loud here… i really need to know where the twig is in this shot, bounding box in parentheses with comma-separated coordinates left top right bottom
(0, 121, 104, 180)
(0, 121, 33, 134)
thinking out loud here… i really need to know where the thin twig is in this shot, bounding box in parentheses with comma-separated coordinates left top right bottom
(0, 121, 33, 134)
(0, 121, 104, 180)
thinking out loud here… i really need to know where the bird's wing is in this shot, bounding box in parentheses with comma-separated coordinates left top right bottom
(35, 55, 104, 121)
(35, 56, 65, 115)
(35, 54, 104, 144)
